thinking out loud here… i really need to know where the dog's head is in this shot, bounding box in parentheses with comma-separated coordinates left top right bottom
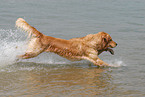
(98, 32, 117, 54)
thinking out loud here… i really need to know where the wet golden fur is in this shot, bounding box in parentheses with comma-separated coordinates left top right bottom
(16, 18, 117, 67)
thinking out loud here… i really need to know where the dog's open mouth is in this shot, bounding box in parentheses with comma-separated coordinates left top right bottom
(107, 48, 114, 55)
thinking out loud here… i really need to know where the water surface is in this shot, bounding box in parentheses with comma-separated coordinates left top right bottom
(0, 0, 145, 96)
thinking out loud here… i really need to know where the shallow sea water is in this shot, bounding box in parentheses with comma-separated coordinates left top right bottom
(0, 0, 145, 97)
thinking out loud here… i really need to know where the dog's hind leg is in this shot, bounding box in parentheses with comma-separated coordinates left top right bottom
(16, 18, 46, 59)
(18, 37, 45, 59)
(18, 45, 45, 59)
(18, 52, 40, 59)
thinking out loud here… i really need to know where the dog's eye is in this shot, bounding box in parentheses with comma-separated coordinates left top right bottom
(104, 38, 107, 42)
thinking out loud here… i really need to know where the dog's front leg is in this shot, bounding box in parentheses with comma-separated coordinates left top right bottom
(18, 52, 39, 59)
(95, 58, 110, 67)
(87, 56, 109, 67)
(83, 56, 109, 67)
(85, 49, 110, 67)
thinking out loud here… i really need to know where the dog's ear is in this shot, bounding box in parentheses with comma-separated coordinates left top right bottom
(103, 37, 108, 43)
(101, 33, 111, 48)
(102, 34, 108, 42)
(102, 33, 111, 43)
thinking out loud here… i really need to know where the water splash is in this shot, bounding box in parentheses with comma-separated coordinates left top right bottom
(107, 59, 126, 67)
(0, 42, 27, 65)
(0, 29, 27, 66)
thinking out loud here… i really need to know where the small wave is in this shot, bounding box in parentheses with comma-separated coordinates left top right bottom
(106, 59, 126, 67)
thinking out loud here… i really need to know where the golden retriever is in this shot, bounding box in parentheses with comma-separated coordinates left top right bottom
(16, 18, 117, 67)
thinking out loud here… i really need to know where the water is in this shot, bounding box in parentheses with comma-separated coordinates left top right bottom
(0, 0, 145, 96)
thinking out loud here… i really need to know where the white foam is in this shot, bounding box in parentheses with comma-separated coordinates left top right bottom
(0, 29, 27, 66)
(0, 41, 27, 66)
(107, 59, 126, 67)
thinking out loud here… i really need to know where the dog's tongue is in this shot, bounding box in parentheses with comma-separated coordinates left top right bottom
(108, 49, 114, 55)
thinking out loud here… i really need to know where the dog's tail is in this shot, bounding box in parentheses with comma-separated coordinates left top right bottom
(16, 18, 42, 38)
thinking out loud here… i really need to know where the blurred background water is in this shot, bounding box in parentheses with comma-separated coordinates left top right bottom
(0, 0, 145, 96)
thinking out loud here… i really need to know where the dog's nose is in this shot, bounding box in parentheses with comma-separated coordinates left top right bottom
(116, 43, 118, 46)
